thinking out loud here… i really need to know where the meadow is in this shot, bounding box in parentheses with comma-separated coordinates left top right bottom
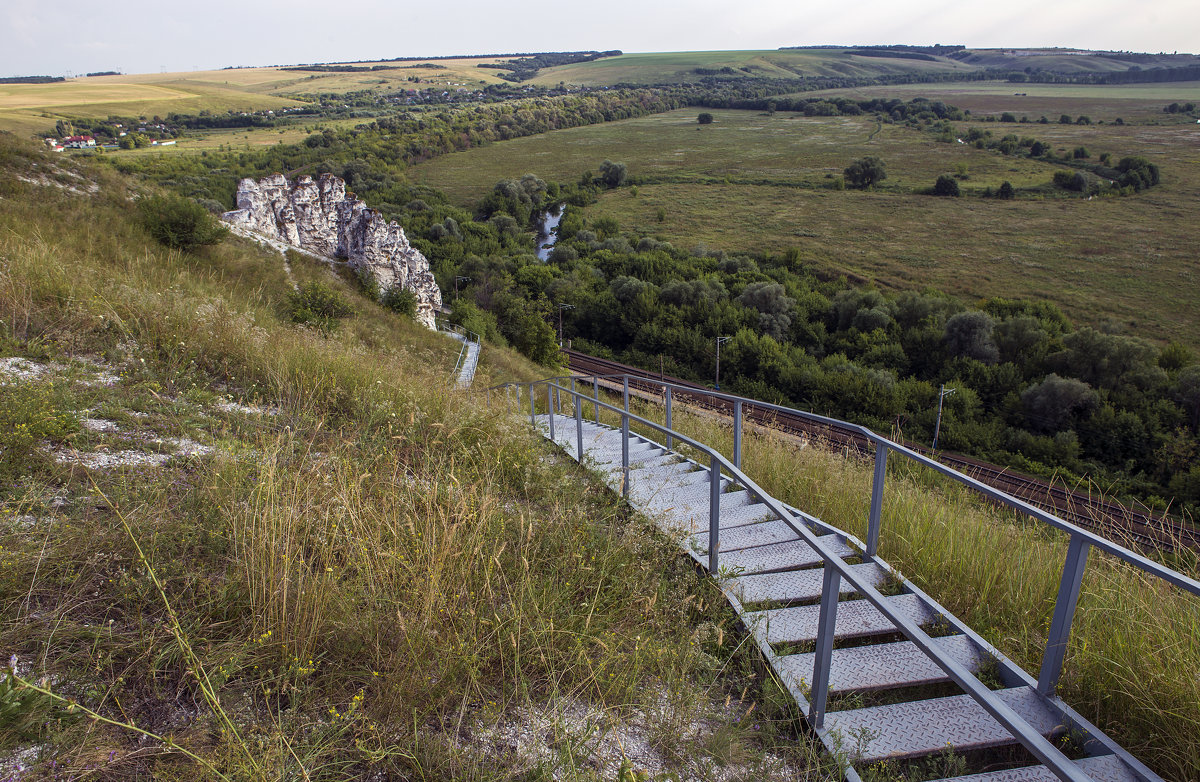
(409, 106, 1200, 349)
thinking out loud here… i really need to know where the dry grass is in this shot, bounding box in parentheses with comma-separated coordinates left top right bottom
(0, 137, 823, 779)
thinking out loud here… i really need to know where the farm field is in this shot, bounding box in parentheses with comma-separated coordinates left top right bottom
(0, 58, 508, 135)
(409, 105, 1200, 349)
(812, 79, 1200, 121)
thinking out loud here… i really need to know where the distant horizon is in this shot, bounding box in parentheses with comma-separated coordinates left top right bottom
(3, 0, 1197, 78)
(5, 44, 1200, 80)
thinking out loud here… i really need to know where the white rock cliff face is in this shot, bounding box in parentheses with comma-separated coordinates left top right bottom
(223, 173, 442, 328)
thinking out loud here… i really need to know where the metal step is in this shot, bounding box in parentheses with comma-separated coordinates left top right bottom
(717, 536, 858, 576)
(689, 519, 804, 554)
(779, 633, 980, 695)
(667, 500, 777, 535)
(929, 754, 1137, 782)
(745, 593, 936, 645)
(731, 561, 886, 605)
(824, 686, 1062, 763)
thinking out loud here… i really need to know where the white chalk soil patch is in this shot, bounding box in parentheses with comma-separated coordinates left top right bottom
(463, 696, 803, 781)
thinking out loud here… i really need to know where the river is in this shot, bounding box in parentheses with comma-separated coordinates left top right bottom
(536, 204, 564, 262)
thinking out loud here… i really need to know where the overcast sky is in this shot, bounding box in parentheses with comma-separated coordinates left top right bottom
(2, 0, 1195, 77)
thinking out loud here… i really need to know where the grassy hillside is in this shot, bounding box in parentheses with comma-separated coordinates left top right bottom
(0, 136, 823, 779)
(409, 106, 1200, 349)
(528, 48, 977, 87)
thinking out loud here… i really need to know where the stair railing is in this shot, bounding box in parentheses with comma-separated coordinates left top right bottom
(483, 372, 1200, 782)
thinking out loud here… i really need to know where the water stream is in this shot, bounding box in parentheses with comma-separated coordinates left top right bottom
(535, 204, 565, 262)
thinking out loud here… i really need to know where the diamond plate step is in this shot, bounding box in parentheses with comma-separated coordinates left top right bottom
(929, 754, 1136, 782)
(718, 536, 858, 576)
(671, 500, 777, 535)
(779, 633, 980, 695)
(824, 687, 1062, 763)
(745, 593, 936, 645)
(690, 519, 803, 554)
(641, 479, 741, 515)
(731, 562, 886, 605)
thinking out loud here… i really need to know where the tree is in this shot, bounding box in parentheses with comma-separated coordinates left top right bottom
(944, 311, 999, 364)
(736, 281, 796, 340)
(598, 159, 627, 188)
(933, 175, 960, 197)
(1021, 374, 1097, 433)
(997, 181, 1015, 199)
(697, 112, 714, 125)
(843, 156, 886, 189)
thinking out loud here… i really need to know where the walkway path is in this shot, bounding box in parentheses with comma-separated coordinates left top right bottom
(534, 412, 1148, 782)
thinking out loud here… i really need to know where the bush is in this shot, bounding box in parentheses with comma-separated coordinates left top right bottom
(287, 282, 355, 332)
(381, 286, 417, 318)
(137, 194, 227, 251)
(997, 181, 1015, 199)
(697, 112, 714, 124)
(933, 175, 960, 197)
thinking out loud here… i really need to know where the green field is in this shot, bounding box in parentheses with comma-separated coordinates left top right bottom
(529, 48, 978, 87)
(409, 105, 1200, 349)
(812, 80, 1200, 121)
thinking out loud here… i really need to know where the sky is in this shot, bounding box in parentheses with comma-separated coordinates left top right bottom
(2, 0, 1196, 77)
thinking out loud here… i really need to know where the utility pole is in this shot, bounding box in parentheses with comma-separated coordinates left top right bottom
(933, 384, 956, 450)
(454, 276, 470, 299)
(715, 336, 731, 390)
(556, 303, 574, 346)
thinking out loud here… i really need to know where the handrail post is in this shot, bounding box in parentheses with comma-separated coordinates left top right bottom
(665, 387, 673, 450)
(548, 383, 556, 441)
(866, 442, 889, 557)
(575, 385, 584, 463)
(709, 453, 721, 574)
(733, 400, 743, 468)
(570, 377, 577, 417)
(623, 375, 630, 417)
(810, 567, 842, 728)
(529, 383, 535, 424)
(621, 408, 631, 499)
(1037, 535, 1091, 696)
(593, 376, 601, 425)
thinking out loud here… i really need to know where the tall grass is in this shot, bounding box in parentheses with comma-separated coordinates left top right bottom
(579, 388, 1200, 780)
(0, 139, 799, 778)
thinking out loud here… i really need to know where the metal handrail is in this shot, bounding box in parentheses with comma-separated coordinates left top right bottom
(484, 372, 1199, 782)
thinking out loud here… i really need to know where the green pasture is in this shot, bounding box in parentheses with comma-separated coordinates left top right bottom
(530, 48, 976, 87)
(408, 108, 1064, 205)
(811, 80, 1200, 121)
(409, 106, 1200, 348)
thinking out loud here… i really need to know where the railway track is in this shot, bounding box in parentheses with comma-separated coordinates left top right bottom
(563, 349, 1200, 554)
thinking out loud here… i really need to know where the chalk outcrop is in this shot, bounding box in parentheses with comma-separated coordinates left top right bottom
(223, 174, 442, 328)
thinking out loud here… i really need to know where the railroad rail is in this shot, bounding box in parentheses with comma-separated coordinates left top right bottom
(562, 349, 1199, 554)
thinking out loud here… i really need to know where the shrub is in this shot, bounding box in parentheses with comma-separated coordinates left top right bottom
(287, 282, 354, 332)
(381, 286, 417, 318)
(137, 194, 227, 251)
(697, 112, 714, 124)
(933, 175, 960, 197)
(997, 181, 1015, 199)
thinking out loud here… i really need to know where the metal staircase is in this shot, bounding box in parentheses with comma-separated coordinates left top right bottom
(483, 374, 1200, 782)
